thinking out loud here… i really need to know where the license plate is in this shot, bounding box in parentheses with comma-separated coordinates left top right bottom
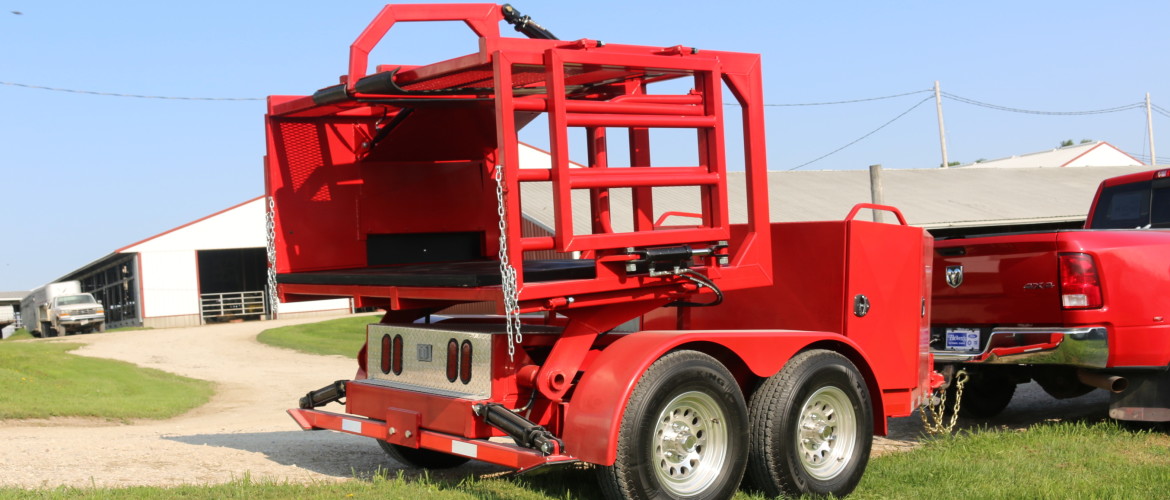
(945, 328, 980, 351)
(80, 319, 89, 325)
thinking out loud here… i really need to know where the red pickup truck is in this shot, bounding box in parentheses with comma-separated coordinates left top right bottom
(932, 168, 1170, 422)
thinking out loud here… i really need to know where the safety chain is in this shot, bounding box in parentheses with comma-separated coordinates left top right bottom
(265, 197, 280, 319)
(494, 165, 523, 361)
(921, 368, 969, 435)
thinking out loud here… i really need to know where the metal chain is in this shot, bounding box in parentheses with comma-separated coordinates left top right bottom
(494, 165, 522, 361)
(265, 197, 279, 319)
(921, 368, 969, 435)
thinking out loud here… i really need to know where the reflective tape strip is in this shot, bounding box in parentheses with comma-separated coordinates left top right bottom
(451, 441, 478, 458)
(341, 419, 362, 434)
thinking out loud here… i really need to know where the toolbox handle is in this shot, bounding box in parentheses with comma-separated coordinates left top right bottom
(845, 203, 908, 225)
(347, 4, 504, 92)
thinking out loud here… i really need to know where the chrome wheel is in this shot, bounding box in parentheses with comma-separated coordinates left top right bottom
(599, 351, 747, 500)
(796, 386, 857, 480)
(651, 390, 730, 496)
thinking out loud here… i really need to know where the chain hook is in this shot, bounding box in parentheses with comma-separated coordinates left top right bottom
(920, 368, 969, 435)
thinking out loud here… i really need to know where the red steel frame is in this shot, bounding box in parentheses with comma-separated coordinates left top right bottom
(271, 4, 932, 474)
(265, 5, 773, 368)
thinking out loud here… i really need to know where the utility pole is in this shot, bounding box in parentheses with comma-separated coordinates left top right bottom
(935, 81, 950, 168)
(1147, 93, 1157, 166)
(869, 164, 885, 223)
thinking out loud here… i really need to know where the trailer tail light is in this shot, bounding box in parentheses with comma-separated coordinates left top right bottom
(1059, 252, 1103, 309)
(1156, 169, 1169, 178)
(380, 334, 392, 374)
(379, 334, 404, 375)
(459, 340, 473, 384)
(392, 334, 403, 375)
(446, 339, 459, 382)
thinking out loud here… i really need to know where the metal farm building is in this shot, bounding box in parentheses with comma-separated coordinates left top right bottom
(60, 198, 350, 329)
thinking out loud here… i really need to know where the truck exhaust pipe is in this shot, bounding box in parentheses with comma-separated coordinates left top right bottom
(1077, 370, 1128, 393)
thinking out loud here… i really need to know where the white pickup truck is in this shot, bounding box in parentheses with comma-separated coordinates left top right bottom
(0, 304, 15, 339)
(21, 281, 105, 337)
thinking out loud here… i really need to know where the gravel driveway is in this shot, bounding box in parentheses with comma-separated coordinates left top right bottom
(0, 316, 1111, 489)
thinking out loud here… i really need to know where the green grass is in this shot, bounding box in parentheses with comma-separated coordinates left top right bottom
(0, 421, 1164, 498)
(851, 420, 1170, 499)
(0, 341, 214, 420)
(0, 468, 606, 499)
(256, 314, 376, 357)
(1, 326, 150, 341)
(3, 328, 33, 341)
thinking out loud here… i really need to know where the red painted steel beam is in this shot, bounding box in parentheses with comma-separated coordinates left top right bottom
(288, 408, 578, 472)
(567, 167, 718, 189)
(564, 113, 716, 128)
(512, 98, 705, 116)
(347, 4, 503, 92)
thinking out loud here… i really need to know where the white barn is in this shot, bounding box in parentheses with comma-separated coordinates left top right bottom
(955, 141, 1143, 169)
(61, 197, 350, 329)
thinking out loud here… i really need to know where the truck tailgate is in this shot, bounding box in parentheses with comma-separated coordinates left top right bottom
(932, 232, 1063, 326)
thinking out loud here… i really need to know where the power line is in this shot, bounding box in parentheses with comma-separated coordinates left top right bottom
(0, 81, 264, 101)
(765, 89, 932, 107)
(6, 78, 931, 107)
(941, 91, 1143, 116)
(788, 96, 934, 171)
(1127, 152, 1170, 164)
(1151, 103, 1170, 120)
(6, 79, 935, 107)
(7, 78, 1169, 164)
(6, 79, 1157, 119)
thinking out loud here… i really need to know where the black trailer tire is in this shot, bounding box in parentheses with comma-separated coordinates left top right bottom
(376, 439, 470, 469)
(746, 349, 873, 498)
(42, 322, 56, 338)
(597, 350, 747, 500)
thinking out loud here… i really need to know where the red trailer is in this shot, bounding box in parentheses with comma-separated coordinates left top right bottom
(273, 4, 936, 498)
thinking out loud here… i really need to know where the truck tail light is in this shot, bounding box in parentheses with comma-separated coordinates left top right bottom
(1059, 252, 1103, 309)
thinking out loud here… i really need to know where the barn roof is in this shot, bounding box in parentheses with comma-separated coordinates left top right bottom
(519, 165, 1153, 232)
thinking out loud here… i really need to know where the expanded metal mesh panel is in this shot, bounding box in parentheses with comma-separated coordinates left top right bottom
(399, 68, 495, 92)
(276, 121, 331, 201)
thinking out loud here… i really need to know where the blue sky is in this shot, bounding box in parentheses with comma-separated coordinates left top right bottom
(3, 1, 1169, 290)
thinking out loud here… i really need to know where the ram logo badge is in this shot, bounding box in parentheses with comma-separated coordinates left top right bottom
(945, 265, 964, 288)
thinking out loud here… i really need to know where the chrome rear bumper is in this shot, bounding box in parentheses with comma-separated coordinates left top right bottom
(933, 327, 1108, 368)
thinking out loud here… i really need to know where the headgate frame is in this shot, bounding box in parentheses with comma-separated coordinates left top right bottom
(265, 3, 773, 315)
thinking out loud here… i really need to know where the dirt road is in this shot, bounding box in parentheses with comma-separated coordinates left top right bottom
(0, 316, 1110, 489)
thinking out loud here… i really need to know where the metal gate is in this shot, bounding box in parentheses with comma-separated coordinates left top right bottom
(200, 290, 267, 323)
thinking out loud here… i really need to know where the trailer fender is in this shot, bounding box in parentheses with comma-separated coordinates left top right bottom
(561, 330, 876, 466)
